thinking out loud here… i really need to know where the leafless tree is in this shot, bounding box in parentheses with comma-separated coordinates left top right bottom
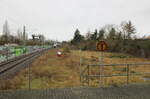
(3, 20, 10, 37)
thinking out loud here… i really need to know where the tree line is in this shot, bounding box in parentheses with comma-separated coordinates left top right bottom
(0, 20, 53, 45)
(69, 20, 150, 58)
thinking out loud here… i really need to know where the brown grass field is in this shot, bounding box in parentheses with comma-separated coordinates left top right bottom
(1, 49, 150, 90)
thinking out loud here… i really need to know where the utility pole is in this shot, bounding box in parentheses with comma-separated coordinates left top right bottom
(23, 25, 31, 90)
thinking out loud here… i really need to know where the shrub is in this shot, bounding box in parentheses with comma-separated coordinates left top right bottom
(63, 44, 71, 53)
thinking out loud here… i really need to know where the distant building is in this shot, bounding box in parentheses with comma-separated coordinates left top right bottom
(32, 34, 45, 42)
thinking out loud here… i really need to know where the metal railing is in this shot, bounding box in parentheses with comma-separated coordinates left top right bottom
(81, 62, 150, 87)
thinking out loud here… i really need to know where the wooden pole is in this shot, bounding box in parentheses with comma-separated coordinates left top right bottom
(28, 62, 31, 90)
(80, 49, 82, 83)
(88, 65, 90, 86)
(99, 51, 104, 87)
(127, 64, 129, 85)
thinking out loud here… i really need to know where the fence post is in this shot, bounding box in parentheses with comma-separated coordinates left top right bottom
(99, 51, 104, 87)
(79, 49, 82, 83)
(28, 62, 31, 90)
(88, 65, 90, 86)
(127, 64, 129, 85)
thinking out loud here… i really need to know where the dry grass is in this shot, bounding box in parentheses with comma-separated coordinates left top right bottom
(1, 49, 150, 90)
(75, 50, 150, 87)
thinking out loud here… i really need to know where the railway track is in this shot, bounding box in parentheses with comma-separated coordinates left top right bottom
(0, 48, 48, 79)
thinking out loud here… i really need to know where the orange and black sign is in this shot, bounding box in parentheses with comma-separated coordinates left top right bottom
(96, 41, 107, 51)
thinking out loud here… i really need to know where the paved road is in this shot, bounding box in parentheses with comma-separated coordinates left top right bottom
(0, 85, 150, 99)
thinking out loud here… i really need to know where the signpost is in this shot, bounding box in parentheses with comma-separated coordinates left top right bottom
(96, 41, 107, 51)
(96, 41, 107, 87)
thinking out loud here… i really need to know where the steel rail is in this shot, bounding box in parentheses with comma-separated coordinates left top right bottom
(0, 49, 48, 79)
(0, 52, 37, 74)
(0, 51, 37, 67)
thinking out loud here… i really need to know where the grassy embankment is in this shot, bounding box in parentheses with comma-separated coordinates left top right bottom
(1, 49, 150, 90)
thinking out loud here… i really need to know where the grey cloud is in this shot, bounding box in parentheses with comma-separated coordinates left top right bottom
(0, 0, 150, 41)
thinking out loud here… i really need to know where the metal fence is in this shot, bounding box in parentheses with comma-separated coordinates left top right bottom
(81, 62, 150, 87)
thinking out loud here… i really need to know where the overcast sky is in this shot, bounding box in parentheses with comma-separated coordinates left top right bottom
(0, 0, 149, 41)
